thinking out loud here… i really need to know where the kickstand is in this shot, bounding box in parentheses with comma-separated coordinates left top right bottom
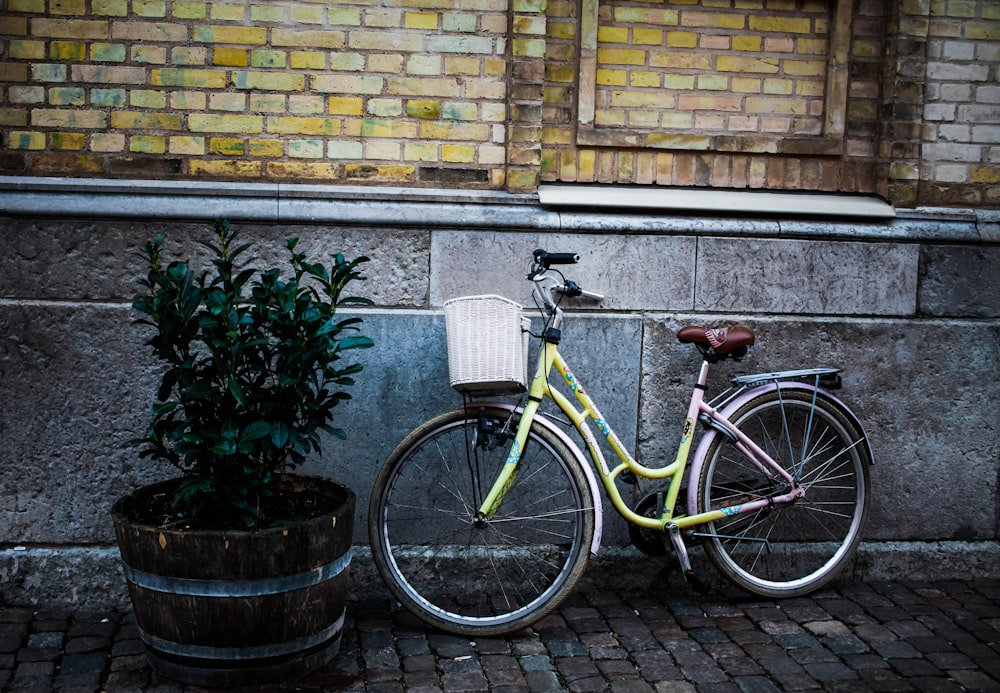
(666, 523, 711, 594)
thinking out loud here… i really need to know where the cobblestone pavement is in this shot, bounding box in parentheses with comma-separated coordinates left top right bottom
(2, 580, 998, 692)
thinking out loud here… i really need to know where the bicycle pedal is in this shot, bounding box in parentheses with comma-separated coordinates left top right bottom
(685, 570, 712, 595)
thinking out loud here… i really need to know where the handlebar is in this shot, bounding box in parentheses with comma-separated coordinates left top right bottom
(533, 249, 580, 267)
(529, 250, 605, 314)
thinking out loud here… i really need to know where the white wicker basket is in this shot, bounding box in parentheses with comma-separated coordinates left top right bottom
(444, 295, 531, 395)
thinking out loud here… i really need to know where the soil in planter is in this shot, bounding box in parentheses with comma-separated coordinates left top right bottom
(118, 476, 346, 531)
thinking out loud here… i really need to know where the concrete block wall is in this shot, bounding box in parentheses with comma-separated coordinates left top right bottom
(0, 179, 997, 607)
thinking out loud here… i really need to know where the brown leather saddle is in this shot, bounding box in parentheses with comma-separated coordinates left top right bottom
(676, 325, 755, 361)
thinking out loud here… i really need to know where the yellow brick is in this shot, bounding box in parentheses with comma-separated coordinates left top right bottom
(614, 7, 678, 25)
(290, 5, 323, 23)
(130, 90, 167, 109)
(783, 59, 826, 77)
(663, 73, 695, 89)
(329, 97, 364, 116)
(404, 142, 438, 161)
(272, 28, 345, 48)
(717, 56, 779, 73)
(91, 132, 125, 151)
(50, 41, 87, 61)
(191, 160, 262, 177)
(151, 68, 227, 88)
(732, 77, 761, 93)
(971, 166, 1000, 184)
(9, 131, 46, 150)
(132, 0, 166, 17)
(597, 26, 628, 43)
(442, 144, 475, 163)
(130, 135, 166, 154)
(347, 119, 417, 138)
(797, 38, 827, 54)
(681, 11, 744, 29)
(328, 9, 362, 26)
(232, 71, 305, 91)
(209, 93, 246, 111)
(597, 48, 646, 66)
(249, 139, 284, 157)
(596, 69, 627, 86)
(290, 51, 325, 70)
(131, 45, 167, 63)
(110, 111, 183, 130)
(633, 29, 663, 45)
(10, 40, 46, 60)
(313, 74, 383, 95)
(168, 136, 205, 154)
(213, 48, 247, 67)
(111, 21, 185, 41)
(90, 0, 128, 12)
(49, 132, 87, 151)
(50, 0, 86, 15)
(733, 35, 762, 51)
(31, 18, 108, 39)
(173, 2, 206, 19)
(628, 71, 660, 88)
(250, 4, 284, 22)
(209, 137, 244, 155)
(8, 0, 44, 11)
(405, 12, 438, 29)
(192, 25, 267, 45)
(267, 116, 339, 135)
(251, 50, 287, 68)
(31, 108, 107, 128)
(265, 161, 338, 179)
(188, 114, 263, 133)
(249, 94, 286, 112)
(418, 121, 489, 141)
(364, 141, 398, 160)
(211, 3, 245, 21)
(666, 31, 697, 48)
(697, 74, 728, 90)
(171, 91, 207, 109)
(748, 15, 812, 33)
(344, 164, 415, 183)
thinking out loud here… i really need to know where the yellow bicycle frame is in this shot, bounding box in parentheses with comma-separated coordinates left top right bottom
(475, 338, 792, 533)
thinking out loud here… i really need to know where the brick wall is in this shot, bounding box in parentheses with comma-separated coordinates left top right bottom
(1, 0, 998, 207)
(0, 0, 511, 186)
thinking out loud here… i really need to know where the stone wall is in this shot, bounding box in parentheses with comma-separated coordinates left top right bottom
(0, 179, 997, 607)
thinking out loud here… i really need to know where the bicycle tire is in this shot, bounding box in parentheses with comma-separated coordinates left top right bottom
(368, 406, 595, 636)
(697, 388, 871, 598)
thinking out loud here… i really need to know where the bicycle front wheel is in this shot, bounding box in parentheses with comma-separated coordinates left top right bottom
(368, 406, 595, 636)
(697, 388, 871, 598)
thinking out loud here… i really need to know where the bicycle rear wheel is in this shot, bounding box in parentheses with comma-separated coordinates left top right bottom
(697, 388, 871, 598)
(368, 406, 595, 636)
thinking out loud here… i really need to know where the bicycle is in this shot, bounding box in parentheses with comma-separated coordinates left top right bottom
(369, 249, 873, 636)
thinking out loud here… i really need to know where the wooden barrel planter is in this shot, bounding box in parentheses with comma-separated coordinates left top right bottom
(111, 473, 355, 687)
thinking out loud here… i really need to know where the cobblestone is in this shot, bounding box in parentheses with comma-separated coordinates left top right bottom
(0, 581, 998, 691)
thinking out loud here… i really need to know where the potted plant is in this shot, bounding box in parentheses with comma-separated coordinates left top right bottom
(111, 220, 373, 686)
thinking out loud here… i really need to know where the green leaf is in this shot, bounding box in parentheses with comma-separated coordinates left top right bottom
(228, 378, 246, 406)
(242, 420, 271, 441)
(270, 421, 289, 449)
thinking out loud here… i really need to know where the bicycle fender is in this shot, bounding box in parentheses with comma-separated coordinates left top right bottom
(473, 402, 604, 555)
(685, 381, 874, 515)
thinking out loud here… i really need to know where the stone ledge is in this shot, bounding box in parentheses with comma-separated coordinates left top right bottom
(1, 176, 996, 243)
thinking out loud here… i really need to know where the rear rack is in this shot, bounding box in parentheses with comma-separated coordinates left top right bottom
(708, 368, 843, 411)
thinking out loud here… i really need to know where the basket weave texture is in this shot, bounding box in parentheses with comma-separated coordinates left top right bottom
(444, 295, 530, 395)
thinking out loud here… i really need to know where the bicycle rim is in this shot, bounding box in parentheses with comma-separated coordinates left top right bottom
(368, 407, 594, 636)
(698, 390, 871, 597)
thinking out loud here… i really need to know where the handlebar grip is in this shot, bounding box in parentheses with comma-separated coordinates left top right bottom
(533, 249, 580, 267)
